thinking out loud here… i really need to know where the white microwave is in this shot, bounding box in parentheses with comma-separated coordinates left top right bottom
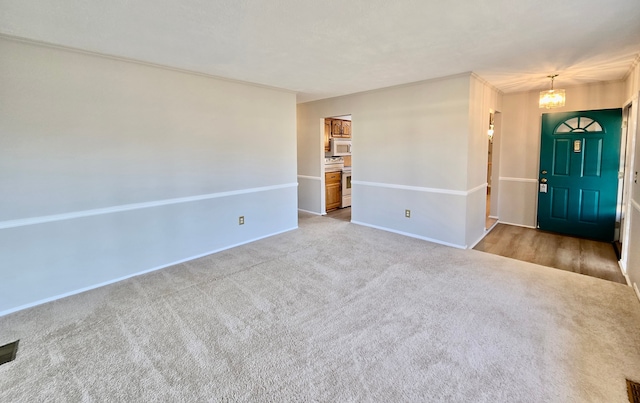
(329, 139, 351, 156)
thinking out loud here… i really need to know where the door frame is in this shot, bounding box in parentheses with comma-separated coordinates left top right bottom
(619, 96, 640, 275)
(321, 114, 353, 215)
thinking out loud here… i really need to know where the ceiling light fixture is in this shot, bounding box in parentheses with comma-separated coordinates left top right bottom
(539, 74, 566, 109)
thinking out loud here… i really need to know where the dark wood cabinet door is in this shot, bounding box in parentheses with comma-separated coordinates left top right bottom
(331, 120, 343, 137)
(342, 120, 351, 138)
(325, 172, 342, 211)
(324, 119, 331, 151)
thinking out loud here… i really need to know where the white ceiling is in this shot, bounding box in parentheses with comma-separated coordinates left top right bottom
(1, 0, 639, 103)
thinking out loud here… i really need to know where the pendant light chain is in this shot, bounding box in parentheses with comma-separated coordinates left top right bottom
(548, 74, 558, 91)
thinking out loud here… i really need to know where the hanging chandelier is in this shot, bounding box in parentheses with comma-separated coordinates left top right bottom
(539, 74, 565, 109)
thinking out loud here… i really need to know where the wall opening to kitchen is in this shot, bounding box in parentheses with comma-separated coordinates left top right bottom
(323, 114, 352, 222)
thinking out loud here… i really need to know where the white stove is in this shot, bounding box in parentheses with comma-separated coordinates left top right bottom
(324, 156, 344, 172)
(341, 167, 351, 208)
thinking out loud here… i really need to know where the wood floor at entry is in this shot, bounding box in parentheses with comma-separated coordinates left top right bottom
(474, 224, 625, 284)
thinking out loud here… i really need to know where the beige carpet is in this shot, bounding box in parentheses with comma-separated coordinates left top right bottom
(1, 212, 640, 401)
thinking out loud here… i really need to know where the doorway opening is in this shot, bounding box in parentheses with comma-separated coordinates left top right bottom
(486, 111, 500, 230)
(323, 114, 352, 222)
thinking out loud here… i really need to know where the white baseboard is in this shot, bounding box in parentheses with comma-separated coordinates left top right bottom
(469, 234, 486, 249)
(497, 220, 537, 229)
(297, 208, 322, 215)
(350, 220, 466, 249)
(0, 226, 297, 317)
(469, 222, 500, 250)
(618, 259, 628, 276)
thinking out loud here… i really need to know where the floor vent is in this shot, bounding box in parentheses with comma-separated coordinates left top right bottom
(0, 340, 19, 366)
(628, 379, 640, 403)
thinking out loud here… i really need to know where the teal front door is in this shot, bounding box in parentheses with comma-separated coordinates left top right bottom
(537, 108, 622, 241)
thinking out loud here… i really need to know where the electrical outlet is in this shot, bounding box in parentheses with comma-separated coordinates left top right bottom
(405, 209, 411, 218)
(239, 216, 244, 225)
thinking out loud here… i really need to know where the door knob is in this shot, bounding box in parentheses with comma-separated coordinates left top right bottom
(540, 178, 548, 183)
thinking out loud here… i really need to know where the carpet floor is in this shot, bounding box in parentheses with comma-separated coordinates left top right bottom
(1, 212, 640, 402)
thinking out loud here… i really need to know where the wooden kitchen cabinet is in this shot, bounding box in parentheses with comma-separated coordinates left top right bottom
(342, 120, 351, 137)
(329, 119, 352, 139)
(324, 119, 331, 152)
(325, 171, 342, 211)
(331, 120, 343, 137)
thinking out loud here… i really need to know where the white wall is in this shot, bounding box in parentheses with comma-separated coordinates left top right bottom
(0, 38, 298, 315)
(296, 107, 324, 214)
(297, 73, 500, 248)
(466, 75, 501, 246)
(499, 81, 626, 228)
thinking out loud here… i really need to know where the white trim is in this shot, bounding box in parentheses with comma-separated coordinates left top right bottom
(486, 220, 499, 232)
(0, 34, 296, 96)
(499, 177, 539, 183)
(632, 199, 640, 213)
(297, 208, 322, 215)
(297, 175, 322, 181)
(0, 183, 298, 230)
(622, 54, 640, 81)
(618, 260, 629, 281)
(350, 220, 466, 249)
(497, 220, 537, 229)
(468, 220, 500, 250)
(633, 282, 640, 303)
(470, 72, 504, 96)
(468, 234, 486, 250)
(352, 181, 486, 196)
(618, 259, 627, 275)
(298, 72, 473, 105)
(467, 183, 488, 195)
(0, 225, 298, 317)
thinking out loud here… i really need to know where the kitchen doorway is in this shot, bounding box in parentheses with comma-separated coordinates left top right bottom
(323, 114, 352, 221)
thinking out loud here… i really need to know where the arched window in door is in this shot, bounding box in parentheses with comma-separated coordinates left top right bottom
(554, 117, 603, 133)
